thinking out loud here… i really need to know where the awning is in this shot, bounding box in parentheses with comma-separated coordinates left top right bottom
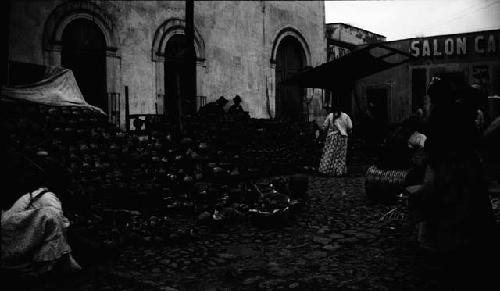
(1, 67, 105, 114)
(281, 43, 416, 89)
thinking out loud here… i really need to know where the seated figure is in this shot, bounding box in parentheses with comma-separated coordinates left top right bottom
(198, 96, 228, 120)
(228, 95, 249, 120)
(2, 187, 81, 276)
(1, 150, 81, 278)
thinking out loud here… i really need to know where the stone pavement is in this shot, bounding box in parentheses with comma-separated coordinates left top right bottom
(19, 173, 456, 291)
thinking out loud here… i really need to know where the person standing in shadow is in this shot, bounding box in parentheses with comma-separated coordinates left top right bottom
(408, 76, 498, 290)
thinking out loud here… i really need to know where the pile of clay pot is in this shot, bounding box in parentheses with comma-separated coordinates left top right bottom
(1, 101, 312, 244)
(182, 114, 322, 178)
(240, 119, 321, 176)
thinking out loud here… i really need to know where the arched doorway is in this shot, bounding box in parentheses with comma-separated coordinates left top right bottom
(164, 34, 196, 122)
(61, 18, 107, 112)
(275, 36, 305, 121)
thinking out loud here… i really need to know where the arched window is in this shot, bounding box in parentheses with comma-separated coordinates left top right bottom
(164, 34, 197, 122)
(275, 36, 306, 121)
(152, 18, 206, 118)
(61, 19, 107, 112)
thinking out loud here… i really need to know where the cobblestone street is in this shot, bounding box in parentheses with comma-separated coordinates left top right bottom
(27, 173, 448, 291)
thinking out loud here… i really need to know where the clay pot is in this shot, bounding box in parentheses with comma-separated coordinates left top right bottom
(212, 167, 224, 174)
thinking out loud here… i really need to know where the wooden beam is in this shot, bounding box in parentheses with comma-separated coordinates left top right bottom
(182, 0, 196, 134)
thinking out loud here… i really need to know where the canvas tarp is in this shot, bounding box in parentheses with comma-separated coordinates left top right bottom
(1, 67, 105, 114)
(281, 43, 415, 89)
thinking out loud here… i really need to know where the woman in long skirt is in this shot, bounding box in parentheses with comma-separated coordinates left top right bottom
(319, 108, 352, 176)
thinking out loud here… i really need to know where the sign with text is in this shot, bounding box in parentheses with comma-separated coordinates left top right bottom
(409, 30, 499, 59)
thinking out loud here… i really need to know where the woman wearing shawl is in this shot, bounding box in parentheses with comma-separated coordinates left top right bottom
(1, 150, 81, 278)
(318, 107, 352, 176)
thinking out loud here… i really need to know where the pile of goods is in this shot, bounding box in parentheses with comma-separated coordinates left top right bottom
(134, 115, 322, 179)
(1, 100, 315, 244)
(196, 177, 306, 228)
(240, 120, 321, 176)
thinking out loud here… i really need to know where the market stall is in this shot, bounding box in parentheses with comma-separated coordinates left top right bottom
(282, 43, 417, 203)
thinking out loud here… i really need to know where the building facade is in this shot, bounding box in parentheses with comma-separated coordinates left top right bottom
(326, 23, 385, 62)
(354, 29, 500, 125)
(7, 0, 327, 129)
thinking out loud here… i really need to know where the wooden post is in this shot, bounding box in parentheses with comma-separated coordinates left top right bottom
(183, 0, 196, 134)
(125, 86, 130, 131)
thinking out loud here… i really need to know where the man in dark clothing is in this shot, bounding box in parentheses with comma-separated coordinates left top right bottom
(198, 96, 228, 121)
(228, 95, 244, 115)
(228, 95, 249, 120)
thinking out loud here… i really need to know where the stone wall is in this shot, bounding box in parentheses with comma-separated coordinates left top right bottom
(326, 23, 386, 61)
(8, 0, 326, 128)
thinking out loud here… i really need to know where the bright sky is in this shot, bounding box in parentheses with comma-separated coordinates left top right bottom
(325, 0, 500, 41)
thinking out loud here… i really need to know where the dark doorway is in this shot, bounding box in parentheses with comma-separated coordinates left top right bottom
(164, 34, 196, 123)
(367, 87, 389, 126)
(275, 36, 305, 121)
(61, 18, 107, 112)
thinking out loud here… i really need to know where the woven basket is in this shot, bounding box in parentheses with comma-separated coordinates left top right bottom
(365, 165, 409, 203)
